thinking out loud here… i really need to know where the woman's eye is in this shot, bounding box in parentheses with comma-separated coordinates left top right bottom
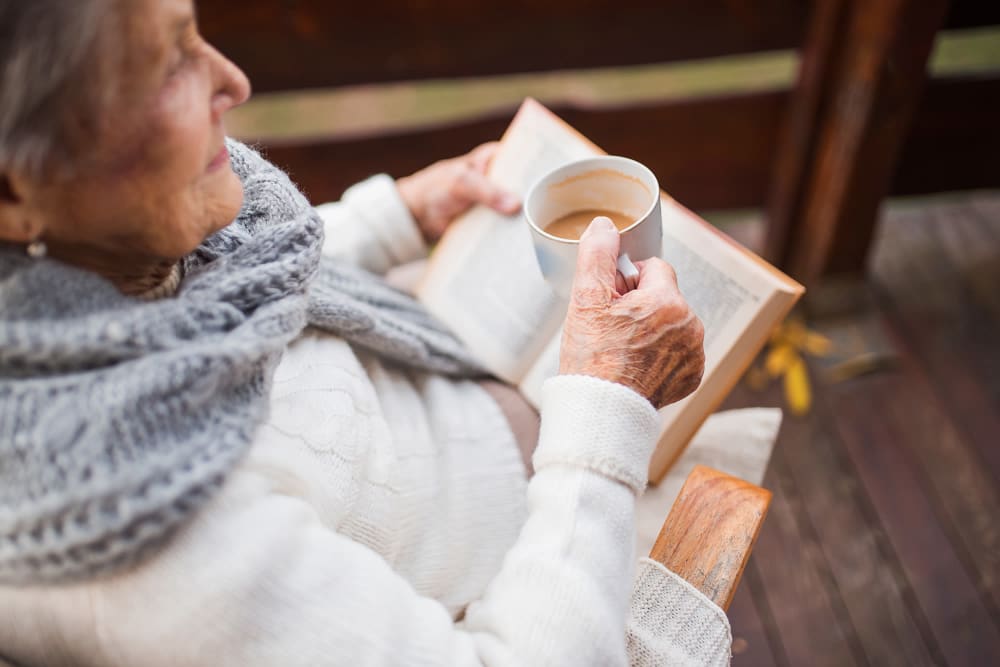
(166, 26, 205, 80)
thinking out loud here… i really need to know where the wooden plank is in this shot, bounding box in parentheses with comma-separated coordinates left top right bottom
(743, 452, 861, 666)
(258, 115, 511, 204)
(248, 74, 1000, 215)
(878, 340, 1000, 621)
(198, 0, 809, 91)
(968, 192, 1000, 241)
(776, 391, 941, 665)
(558, 98, 783, 211)
(197, 0, 993, 94)
(934, 201, 1000, 328)
(258, 93, 788, 211)
(763, 0, 849, 267)
(829, 371, 1000, 664)
(649, 466, 771, 611)
(727, 382, 939, 665)
(765, 0, 950, 285)
(865, 202, 1000, 626)
(727, 575, 782, 667)
(923, 199, 1000, 379)
(871, 203, 1000, 483)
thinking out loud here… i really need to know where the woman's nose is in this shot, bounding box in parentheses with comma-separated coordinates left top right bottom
(209, 45, 251, 119)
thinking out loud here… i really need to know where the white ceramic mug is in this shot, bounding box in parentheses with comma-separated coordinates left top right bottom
(524, 156, 662, 298)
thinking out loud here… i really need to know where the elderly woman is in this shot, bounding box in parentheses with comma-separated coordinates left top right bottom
(0, 1, 723, 666)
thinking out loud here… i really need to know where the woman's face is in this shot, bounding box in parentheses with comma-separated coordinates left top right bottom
(10, 0, 251, 278)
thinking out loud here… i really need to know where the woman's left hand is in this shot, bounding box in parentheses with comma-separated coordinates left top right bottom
(396, 142, 521, 243)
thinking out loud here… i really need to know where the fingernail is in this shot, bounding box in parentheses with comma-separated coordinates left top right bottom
(582, 216, 615, 238)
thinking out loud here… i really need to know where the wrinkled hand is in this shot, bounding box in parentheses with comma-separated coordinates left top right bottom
(559, 217, 706, 409)
(397, 142, 521, 243)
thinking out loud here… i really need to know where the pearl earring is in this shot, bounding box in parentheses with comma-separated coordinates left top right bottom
(26, 240, 47, 259)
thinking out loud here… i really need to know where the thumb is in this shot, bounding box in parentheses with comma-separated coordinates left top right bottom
(571, 216, 621, 297)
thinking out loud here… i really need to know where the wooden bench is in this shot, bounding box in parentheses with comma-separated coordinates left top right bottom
(651, 465, 771, 611)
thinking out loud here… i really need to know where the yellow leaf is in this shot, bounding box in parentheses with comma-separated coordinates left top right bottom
(803, 331, 833, 356)
(765, 343, 796, 377)
(784, 357, 812, 415)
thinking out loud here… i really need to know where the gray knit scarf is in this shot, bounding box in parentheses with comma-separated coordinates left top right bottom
(0, 140, 484, 585)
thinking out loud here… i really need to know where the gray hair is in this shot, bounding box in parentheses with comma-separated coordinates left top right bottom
(0, 0, 110, 179)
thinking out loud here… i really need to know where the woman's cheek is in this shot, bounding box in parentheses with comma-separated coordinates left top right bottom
(154, 74, 212, 178)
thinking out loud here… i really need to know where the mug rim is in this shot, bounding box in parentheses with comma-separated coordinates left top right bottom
(524, 155, 660, 245)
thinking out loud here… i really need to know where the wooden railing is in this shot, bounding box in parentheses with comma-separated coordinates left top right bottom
(200, 0, 1000, 286)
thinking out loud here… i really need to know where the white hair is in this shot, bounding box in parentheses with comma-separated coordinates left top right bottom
(0, 0, 110, 179)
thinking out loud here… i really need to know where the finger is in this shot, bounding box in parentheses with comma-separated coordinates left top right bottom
(468, 142, 500, 173)
(633, 257, 680, 295)
(456, 168, 520, 214)
(571, 217, 621, 298)
(614, 270, 628, 295)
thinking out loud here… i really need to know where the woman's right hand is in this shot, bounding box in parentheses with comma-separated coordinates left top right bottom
(559, 217, 705, 409)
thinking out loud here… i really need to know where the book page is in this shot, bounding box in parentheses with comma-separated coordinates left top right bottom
(418, 207, 563, 384)
(416, 101, 596, 383)
(662, 202, 772, 364)
(649, 198, 802, 480)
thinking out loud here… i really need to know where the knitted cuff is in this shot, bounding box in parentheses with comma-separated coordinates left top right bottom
(627, 558, 733, 667)
(342, 174, 428, 266)
(534, 375, 660, 494)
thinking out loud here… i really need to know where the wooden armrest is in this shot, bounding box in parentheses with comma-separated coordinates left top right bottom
(648, 465, 772, 611)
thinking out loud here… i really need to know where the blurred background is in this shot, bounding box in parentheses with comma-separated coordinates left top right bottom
(200, 1, 1000, 665)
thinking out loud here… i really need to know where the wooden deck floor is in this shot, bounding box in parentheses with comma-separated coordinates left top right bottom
(722, 191, 1000, 666)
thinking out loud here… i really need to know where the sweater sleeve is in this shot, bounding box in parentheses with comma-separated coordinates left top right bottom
(0, 376, 725, 667)
(315, 174, 428, 274)
(627, 558, 733, 666)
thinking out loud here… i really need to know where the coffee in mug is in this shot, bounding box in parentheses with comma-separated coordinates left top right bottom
(524, 156, 662, 297)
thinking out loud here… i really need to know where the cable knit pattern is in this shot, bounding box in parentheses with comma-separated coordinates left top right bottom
(0, 140, 481, 584)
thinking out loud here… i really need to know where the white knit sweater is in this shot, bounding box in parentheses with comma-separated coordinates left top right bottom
(0, 176, 732, 667)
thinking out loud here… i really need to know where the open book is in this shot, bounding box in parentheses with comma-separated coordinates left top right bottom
(416, 99, 804, 483)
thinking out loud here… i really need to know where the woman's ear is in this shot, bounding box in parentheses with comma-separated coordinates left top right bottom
(0, 172, 40, 243)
